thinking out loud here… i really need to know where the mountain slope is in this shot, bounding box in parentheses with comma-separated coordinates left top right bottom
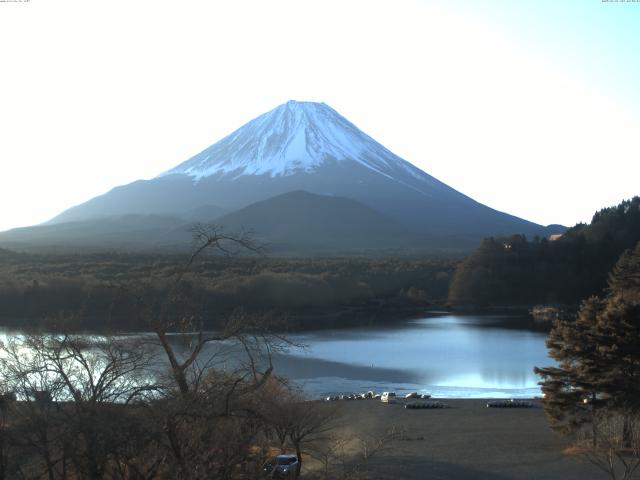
(37, 100, 562, 250)
(0, 215, 187, 252)
(214, 190, 421, 253)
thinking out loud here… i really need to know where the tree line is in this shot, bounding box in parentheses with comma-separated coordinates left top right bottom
(449, 197, 640, 307)
(0, 251, 455, 331)
(0, 227, 392, 480)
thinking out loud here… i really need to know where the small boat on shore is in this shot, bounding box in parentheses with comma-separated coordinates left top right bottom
(486, 399, 534, 408)
(405, 401, 447, 409)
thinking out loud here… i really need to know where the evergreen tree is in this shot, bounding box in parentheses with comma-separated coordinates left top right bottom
(595, 299, 640, 412)
(534, 296, 607, 437)
(535, 242, 640, 444)
(608, 242, 640, 302)
(450, 198, 640, 307)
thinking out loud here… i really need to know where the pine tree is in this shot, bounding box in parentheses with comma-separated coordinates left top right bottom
(608, 242, 640, 302)
(535, 242, 640, 444)
(594, 299, 640, 412)
(534, 296, 607, 437)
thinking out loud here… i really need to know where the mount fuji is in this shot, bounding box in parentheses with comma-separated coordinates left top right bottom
(1, 101, 562, 252)
(160, 100, 434, 183)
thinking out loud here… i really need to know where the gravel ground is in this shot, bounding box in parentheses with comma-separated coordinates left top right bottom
(305, 398, 604, 480)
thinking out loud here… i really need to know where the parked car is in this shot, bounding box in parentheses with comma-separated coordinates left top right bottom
(263, 454, 299, 478)
(381, 392, 397, 403)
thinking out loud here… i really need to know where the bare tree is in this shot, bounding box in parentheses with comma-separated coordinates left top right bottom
(574, 412, 640, 480)
(116, 224, 300, 479)
(309, 428, 397, 480)
(126, 224, 270, 398)
(0, 333, 157, 480)
(0, 392, 15, 480)
(0, 224, 333, 479)
(1, 335, 69, 480)
(263, 386, 340, 477)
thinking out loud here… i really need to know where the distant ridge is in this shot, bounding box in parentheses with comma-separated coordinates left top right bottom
(214, 190, 421, 253)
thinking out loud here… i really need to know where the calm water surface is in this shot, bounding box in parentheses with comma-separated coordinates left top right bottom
(273, 314, 552, 398)
(0, 314, 553, 399)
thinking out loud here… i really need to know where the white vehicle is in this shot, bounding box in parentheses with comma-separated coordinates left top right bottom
(381, 392, 397, 403)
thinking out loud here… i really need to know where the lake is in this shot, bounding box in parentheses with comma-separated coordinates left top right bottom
(0, 313, 553, 399)
(273, 313, 552, 399)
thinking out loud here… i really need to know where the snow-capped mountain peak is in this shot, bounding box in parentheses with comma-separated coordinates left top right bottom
(159, 100, 424, 182)
(41, 100, 556, 246)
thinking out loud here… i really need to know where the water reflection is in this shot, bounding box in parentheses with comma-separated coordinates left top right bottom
(0, 314, 553, 399)
(275, 314, 552, 398)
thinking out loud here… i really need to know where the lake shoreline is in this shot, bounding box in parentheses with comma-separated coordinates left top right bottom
(0, 303, 547, 335)
(0, 303, 441, 334)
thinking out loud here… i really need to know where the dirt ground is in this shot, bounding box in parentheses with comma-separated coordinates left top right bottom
(304, 399, 604, 480)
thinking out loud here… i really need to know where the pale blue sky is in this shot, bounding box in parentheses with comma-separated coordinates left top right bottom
(0, 0, 638, 232)
(453, 0, 640, 109)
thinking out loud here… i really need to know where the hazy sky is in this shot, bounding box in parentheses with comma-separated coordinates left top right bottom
(1, 0, 638, 232)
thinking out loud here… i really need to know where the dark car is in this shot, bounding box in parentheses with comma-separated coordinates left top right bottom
(263, 454, 299, 478)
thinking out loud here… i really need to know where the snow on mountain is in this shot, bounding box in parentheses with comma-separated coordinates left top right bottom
(160, 100, 431, 187)
(38, 99, 560, 247)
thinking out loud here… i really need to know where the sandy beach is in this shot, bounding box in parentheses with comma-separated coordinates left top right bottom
(306, 398, 602, 480)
